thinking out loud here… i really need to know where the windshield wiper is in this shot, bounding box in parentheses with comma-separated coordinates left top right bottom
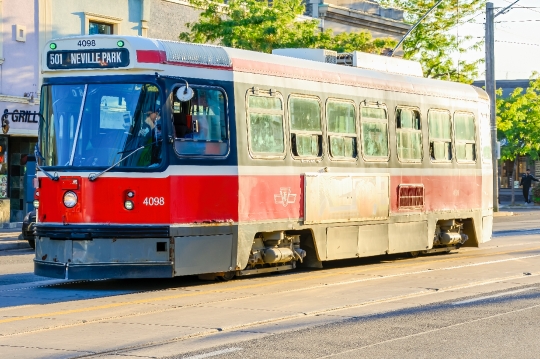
(34, 145, 59, 181)
(88, 139, 162, 181)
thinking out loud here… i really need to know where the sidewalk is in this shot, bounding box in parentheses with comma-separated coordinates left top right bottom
(497, 188, 540, 215)
(0, 227, 30, 251)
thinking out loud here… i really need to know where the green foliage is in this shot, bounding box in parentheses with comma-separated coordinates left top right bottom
(532, 184, 540, 204)
(179, 0, 396, 54)
(379, 0, 485, 83)
(497, 73, 540, 162)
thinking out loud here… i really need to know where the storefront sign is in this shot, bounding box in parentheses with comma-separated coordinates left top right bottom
(47, 48, 130, 69)
(2, 109, 39, 124)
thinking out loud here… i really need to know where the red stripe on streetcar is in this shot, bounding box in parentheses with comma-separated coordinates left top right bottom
(136, 50, 167, 63)
(37, 174, 486, 225)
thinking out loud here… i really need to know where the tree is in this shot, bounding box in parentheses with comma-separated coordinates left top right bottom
(179, 0, 396, 55)
(496, 73, 540, 205)
(379, 0, 485, 83)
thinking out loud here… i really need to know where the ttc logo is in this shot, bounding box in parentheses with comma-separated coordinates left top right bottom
(274, 187, 297, 207)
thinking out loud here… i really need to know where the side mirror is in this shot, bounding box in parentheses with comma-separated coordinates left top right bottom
(176, 86, 194, 102)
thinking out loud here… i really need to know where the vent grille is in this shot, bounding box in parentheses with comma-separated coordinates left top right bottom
(398, 184, 424, 210)
(158, 40, 232, 67)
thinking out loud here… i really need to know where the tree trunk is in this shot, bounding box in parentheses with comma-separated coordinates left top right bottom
(511, 159, 517, 206)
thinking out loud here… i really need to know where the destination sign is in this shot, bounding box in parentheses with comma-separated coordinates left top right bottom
(47, 48, 130, 69)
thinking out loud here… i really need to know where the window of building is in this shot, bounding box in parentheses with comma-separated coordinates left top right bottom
(327, 100, 356, 159)
(247, 92, 285, 158)
(289, 96, 322, 158)
(360, 104, 389, 160)
(454, 112, 476, 162)
(428, 110, 452, 161)
(84, 13, 122, 35)
(172, 86, 229, 157)
(89, 21, 113, 35)
(396, 107, 422, 162)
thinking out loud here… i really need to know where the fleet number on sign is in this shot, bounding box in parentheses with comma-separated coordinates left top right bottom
(143, 197, 165, 206)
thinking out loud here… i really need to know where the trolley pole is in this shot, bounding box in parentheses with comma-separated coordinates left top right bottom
(485, 2, 498, 211)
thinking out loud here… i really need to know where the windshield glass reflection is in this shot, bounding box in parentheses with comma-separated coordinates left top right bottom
(39, 83, 162, 168)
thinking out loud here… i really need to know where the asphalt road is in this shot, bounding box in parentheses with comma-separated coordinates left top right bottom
(1, 212, 540, 359)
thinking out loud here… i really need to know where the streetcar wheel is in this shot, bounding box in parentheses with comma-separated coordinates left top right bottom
(217, 271, 236, 281)
(408, 251, 420, 258)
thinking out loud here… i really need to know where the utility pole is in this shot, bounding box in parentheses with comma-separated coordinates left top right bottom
(485, 2, 497, 211)
(485, 0, 521, 212)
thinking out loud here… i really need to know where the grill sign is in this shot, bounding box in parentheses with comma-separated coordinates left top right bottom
(47, 49, 130, 69)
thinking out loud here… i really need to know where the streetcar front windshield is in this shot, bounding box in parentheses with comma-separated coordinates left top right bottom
(39, 83, 162, 168)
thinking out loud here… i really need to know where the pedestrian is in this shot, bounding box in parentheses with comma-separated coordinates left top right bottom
(520, 168, 539, 204)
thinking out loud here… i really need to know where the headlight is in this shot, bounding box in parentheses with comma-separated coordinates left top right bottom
(63, 191, 78, 208)
(124, 200, 134, 210)
(33, 200, 40, 208)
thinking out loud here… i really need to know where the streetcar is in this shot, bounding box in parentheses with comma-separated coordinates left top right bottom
(33, 35, 493, 280)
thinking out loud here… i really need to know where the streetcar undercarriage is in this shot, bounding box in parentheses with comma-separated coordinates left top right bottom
(33, 217, 478, 281)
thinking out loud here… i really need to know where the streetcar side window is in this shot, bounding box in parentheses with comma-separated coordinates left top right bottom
(327, 100, 357, 159)
(454, 112, 476, 162)
(289, 96, 322, 158)
(247, 92, 285, 158)
(360, 104, 389, 160)
(173, 86, 228, 157)
(396, 107, 422, 162)
(428, 109, 452, 162)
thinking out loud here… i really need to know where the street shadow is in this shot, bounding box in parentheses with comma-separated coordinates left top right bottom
(0, 274, 208, 309)
(0, 251, 460, 309)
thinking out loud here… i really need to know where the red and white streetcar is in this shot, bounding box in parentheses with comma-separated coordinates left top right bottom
(33, 35, 493, 280)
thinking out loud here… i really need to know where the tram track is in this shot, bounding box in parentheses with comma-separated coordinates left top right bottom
(2, 247, 540, 340)
(49, 273, 540, 359)
(1, 238, 539, 298)
(1, 236, 540, 358)
(1, 244, 540, 319)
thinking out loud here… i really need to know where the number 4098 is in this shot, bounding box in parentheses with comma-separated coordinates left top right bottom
(143, 197, 165, 206)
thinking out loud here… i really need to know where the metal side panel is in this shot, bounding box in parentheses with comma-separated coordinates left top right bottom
(304, 173, 389, 224)
(358, 224, 389, 257)
(36, 237, 72, 263)
(326, 226, 358, 260)
(388, 221, 428, 254)
(174, 234, 233, 276)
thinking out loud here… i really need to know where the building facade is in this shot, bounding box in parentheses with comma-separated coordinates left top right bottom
(0, 0, 40, 222)
(311, 0, 410, 43)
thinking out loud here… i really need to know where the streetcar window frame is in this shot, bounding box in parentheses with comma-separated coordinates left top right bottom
(427, 109, 453, 163)
(359, 102, 390, 162)
(288, 94, 323, 159)
(453, 111, 477, 163)
(326, 98, 358, 161)
(171, 84, 230, 159)
(395, 106, 423, 163)
(246, 89, 286, 160)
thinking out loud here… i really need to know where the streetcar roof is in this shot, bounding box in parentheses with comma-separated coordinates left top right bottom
(43, 35, 485, 102)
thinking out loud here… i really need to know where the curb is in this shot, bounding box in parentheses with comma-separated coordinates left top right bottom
(0, 241, 31, 251)
(1, 222, 22, 229)
(493, 212, 514, 217)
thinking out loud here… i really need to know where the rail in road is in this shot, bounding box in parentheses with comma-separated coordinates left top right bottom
(1, 219, 540, 358)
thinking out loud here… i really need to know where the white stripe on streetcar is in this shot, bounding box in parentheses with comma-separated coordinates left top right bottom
(452, 288, 536, 306)
(183, 347, 243, 359)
